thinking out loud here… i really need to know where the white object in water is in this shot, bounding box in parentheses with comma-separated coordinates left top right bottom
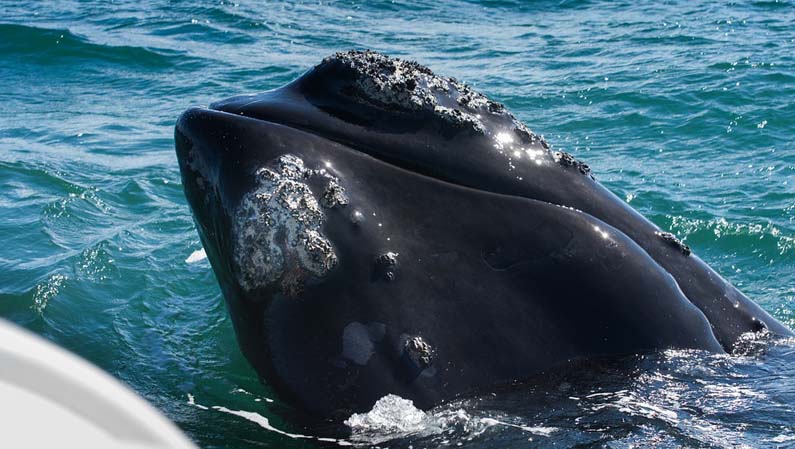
(0, 319, 197, 449)
(185, 248, 207, 264)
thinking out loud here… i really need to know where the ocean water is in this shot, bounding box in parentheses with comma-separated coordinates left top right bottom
(1, 1, 794, 448)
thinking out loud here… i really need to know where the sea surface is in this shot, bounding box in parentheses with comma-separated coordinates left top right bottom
(1, 1, 794, 448)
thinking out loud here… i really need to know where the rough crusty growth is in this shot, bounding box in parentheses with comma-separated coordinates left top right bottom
(373, 251, 399, 281)
(656, 231, 692, 256)
(321, 179, 348, 209)
(404, 336, 433, 368)
(553, 150, 595, 180)
(233, 154, 346, 295)
(320, 50, 545, 144)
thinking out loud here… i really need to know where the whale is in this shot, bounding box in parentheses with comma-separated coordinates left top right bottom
(174, 50, 792, 419)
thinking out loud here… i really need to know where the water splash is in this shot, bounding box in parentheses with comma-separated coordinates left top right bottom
(185, 248, 206, 264)
(345, 395, 431, 436)
(345, 394, 559, 446)
(31, 273, 67, 313)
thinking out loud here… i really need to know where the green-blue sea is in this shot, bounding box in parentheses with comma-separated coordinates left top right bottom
(1, 1, 794, 448)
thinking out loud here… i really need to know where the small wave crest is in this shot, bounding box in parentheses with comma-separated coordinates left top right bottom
(185, 248, 207, 264)
(0, 23, 180, 68)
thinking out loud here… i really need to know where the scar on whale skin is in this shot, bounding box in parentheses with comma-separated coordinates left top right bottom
(232, 154, 345, 295)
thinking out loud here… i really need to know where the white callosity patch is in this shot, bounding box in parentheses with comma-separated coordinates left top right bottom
(233, 154, 345, 295)
(320, 177, 349, 208)
(323, 51, 559, 177)
(404, 336, 433, 368)
(325, 50, 542, 140)
(431, 105, 486, 134)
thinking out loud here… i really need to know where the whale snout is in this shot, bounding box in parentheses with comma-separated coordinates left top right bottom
(175, 105, 355, 301)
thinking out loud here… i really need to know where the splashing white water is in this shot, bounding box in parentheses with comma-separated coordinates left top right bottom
(479, 417, 558, 437)
(185, 393, 351, 446)
(185, 248, 206, 264)
(345, 394, 429, 433)
(345, 394, 558, 444)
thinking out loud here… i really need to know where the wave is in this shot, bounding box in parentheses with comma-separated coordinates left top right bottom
(0, 23, 182, 68)
(338, 341, 795, 448)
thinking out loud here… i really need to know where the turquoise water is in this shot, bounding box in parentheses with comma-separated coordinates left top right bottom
(1, 1, 794, 448)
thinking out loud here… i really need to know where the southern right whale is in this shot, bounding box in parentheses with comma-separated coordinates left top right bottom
(174, 50, 792, 419)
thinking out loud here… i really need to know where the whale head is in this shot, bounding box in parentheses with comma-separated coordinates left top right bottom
(174, 51, 785, 419)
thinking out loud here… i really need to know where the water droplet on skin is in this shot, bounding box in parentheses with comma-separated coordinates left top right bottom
(495, 132, 514, 146)
(592, 225, 609, 240)
(350, 210, 364, 225)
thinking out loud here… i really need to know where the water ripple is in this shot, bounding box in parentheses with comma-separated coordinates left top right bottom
(0, 1, 793, 448)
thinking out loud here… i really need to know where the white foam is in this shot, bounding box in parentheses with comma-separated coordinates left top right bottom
(186, 393, 351, 446)
(233, 154, 339, 293)
(479, 417, 558, 436)
(186, 393, 208, 410)
(345, 394, 429, 434)
(185, 248, 207, 264)
(211, 406, 311, 440)
(345, 394, 557, 444)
